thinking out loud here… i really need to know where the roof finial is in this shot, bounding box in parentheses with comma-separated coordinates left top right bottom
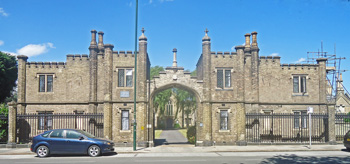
(139, 27, 147, 41)
(202, 28, 211, 42)
(141, 27, 145, 34)
(205, 28, 209, 35)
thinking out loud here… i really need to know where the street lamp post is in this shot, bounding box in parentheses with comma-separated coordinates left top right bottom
(133, 0, 138, 151)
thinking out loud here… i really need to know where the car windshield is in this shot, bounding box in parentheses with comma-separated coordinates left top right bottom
(77, 130, 95, 138)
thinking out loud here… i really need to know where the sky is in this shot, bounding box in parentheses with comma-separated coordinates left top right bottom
(0, 0, 349, 93)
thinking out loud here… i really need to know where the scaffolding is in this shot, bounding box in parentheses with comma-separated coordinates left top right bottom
(306, 42, 347, 101)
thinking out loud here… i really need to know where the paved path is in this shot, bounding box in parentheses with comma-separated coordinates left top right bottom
(155, 129, 188, 145)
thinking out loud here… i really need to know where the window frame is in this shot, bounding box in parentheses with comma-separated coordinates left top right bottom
(293, 111, 307, 129)
(121, 110, 130, 131)
(118, 68, 133, 87)
(216, 68, 232, 89)
(38, 74, 54, 92)
(38, 111, 53, 130)
(220, 110, 229, 130)
(292, 75, 307, 94)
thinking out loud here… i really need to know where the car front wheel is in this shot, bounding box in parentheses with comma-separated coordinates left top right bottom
(88, 145, 101, 157)
(36, 145, 49, 158)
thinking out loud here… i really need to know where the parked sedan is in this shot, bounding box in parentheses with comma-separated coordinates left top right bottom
(31, 129, 114, 157)
(344, 130, 350, 151)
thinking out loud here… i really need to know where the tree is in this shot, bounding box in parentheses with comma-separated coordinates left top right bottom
(0, 51, 17, 103)
(150, 66, 164, 80)
(0, 103, 8, 140)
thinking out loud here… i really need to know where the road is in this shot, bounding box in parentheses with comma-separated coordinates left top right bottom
(1, 151, 350, 164)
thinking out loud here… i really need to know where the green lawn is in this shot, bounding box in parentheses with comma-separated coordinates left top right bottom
(178, 129, 187, 139)
(155, 130, 162, 139)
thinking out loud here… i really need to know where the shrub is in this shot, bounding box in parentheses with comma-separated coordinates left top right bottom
(174, 123, 181, 129)
(187, 126, 196, 144)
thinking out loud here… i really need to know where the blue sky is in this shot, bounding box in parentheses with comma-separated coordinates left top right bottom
(0, 0, 349, 92)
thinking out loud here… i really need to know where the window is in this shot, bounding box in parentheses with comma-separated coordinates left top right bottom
(220, 110, 228, 130)
(166, 101, 173, 116)
(66, 130, 81, 139)
(217, 69, 231, 89)
(293, 75, 307, 93)
(118, 69, 133, 87)
(121, 110, 129, 130)
(49, 129, 64, 138)
(39, 74, 53, 92)
(38, 112, 53, 130)
(294, 111, 307, 129)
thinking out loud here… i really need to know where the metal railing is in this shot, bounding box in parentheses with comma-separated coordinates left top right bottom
(335, 113, 350, 141)
(16, 113, 103, 143)
(246, 113, 329, 144)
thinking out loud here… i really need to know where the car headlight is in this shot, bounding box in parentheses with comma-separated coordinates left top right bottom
(104, 141, 111, 145)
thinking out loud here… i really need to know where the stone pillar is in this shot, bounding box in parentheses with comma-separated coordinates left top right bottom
(7, 101, 17, 148)
(172, 48, 177, 67)
(327, 104, 337, 144)
(17, 55, 28, 114)
(244, 33, 251, 50)
(103, 44, 114, 140)
(89, 30, 98, 113)
(236, 103, 247, 146)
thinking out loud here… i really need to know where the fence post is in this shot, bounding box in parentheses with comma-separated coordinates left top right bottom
(6, 101, 17, 148)
(328, 104, 337, 145)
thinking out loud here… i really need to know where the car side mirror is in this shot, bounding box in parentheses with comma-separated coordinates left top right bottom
(79, 136, 84, 140)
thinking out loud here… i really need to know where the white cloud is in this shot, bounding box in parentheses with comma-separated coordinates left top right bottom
(295, 58, 306, 63)
(16, 42, 55, 57)
(231, 46, 235, 51)
(149, 0, 153, 4)
(0, 8, 8, 17)
(269, 53, 279, 56)
(159, 0, 174, 2)
(0, 40, 4, 46)
(2, 51, 18, 56)
(127, 2, 132, 7)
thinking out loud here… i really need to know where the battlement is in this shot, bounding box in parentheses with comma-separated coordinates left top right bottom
(26, 61, 66, 68)
(66, 54, 89, 61)
(114, 51, 139, 57)
(281, 63, 319, 70)
(211, 51, 237, 56)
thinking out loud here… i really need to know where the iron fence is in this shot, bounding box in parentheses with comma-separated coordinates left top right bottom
(335, 113, 350, 141)
(16, 113, 103, 143)
(0, 114, 8, 143)
(246, 113, 329, 144)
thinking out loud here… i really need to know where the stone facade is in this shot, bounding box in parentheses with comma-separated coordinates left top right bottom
(16, 28, 335, 146)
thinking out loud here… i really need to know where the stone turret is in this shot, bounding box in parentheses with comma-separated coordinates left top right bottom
(172, 48, 177, 67)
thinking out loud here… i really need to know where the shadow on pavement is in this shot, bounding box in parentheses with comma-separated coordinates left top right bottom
(260, 154, 350, 164)
(39, 152, 118, 158)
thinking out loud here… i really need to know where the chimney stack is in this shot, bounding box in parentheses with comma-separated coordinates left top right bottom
(251, 31, 258, 47)
(245, 33, 251, 48)
(98, 31, 104, 49)
(90, 30, 97, 46)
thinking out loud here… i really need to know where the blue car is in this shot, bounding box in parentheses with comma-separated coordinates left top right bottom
(31, 129, 114, 157)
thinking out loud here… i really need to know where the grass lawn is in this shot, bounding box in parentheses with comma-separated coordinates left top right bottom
(178, 129, 187, 139)
(154, 130, 162, 139)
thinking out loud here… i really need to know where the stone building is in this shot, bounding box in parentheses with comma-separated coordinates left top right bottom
(16, 28, 336, 146)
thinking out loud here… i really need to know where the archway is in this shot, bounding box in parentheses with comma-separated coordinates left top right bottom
(150, 83, 202, 146)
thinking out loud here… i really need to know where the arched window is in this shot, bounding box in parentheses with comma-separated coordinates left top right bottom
(166, 101, 173, 116)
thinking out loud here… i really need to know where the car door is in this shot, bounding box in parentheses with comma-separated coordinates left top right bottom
(47, 129, 66, 154)
(64, 130, 90, 154)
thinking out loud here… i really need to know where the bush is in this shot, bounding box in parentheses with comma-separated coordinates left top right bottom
(186, 126, 196, 144)
(174, 123, 181, 129)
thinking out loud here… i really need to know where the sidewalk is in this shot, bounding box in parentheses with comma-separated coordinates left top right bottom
(0, 144, 346, 155)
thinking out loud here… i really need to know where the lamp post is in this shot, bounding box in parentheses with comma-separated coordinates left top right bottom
(133, 0, 138, 151)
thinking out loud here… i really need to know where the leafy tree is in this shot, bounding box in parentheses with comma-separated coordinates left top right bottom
(150, 66, 164, 80)
(0, 51, 17, 103)
(191, 70, 197, 76)
(0, 104, 8, 140)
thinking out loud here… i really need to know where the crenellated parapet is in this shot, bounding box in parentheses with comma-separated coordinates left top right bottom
(259, 56, 281, 65)
(114, 50, 137, 58)
(26, 61, 66, 68)
(280, 63, 319, 70)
